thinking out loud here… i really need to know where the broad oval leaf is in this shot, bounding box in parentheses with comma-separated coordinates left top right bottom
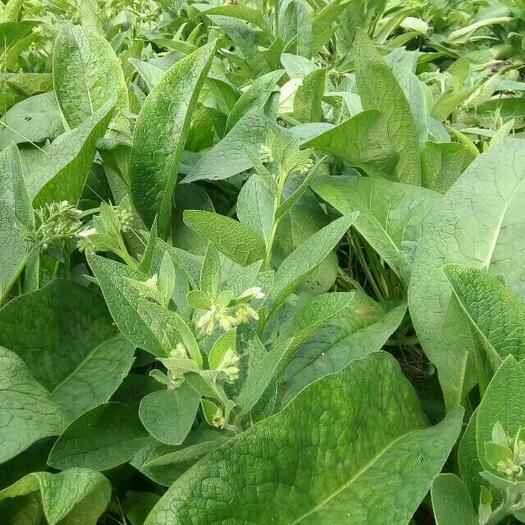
(0, 347, 64, 464)
(0, 468, 111, 525)
(139, 384, 201, 446)
(48, 403, 150, 471)
(53, 25, 129, 129)
(0, 279, 116, 390)
(52, 336, 136, 424)
(145, 352, 463, 525)
(130, 42, 216, 235)
(409, 139, 525, 409)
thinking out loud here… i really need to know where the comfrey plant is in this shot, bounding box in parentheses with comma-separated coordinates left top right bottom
(6, 2, 525, 523)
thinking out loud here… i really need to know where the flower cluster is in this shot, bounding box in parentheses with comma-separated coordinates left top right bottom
(25, 201, 83, 251)
(196, 287, 265, 336)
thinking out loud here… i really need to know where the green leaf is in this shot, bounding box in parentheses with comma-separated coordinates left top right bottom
(270, 213, 357, 308)
(145, 353, 462, 525)
(52, 336, 136, 424)
(0, 144, 32, 302)
(184, 210, 266, 266)
(313, 175, 440, 280)
(53, 25, 129, 129)
(139, 384, 201, 446)
(226, 69, 284, 132)
(199, 5, 268, 31)
(130, 43, 216, 234)
(87, 254, 166, 356)
(89, 253, 202, 364)
(409, 139, 525, 409)
(131, 430, 228, 487)
(293, 68, 325, 122)
(458, 408, 483, 504)
(209, 330, 236, 369)
(236, 173, 274, 243)
(0, 469, 111, 525)
(0, 347, 64, 464)
(200, 244, 222, 298)
(24, 100, 114, 206)
(183, 110, 274, 183)
(353, 30, 421, 184)
(0, 92, 64, 149)
(431, 474, 478, 525)
(48, 403, 150, 471)
(445, 265, 525, 366)
(421, 142, 475, 194)
(0, 0, 23, 23)
(0, 72, 53, 112)
(303, 110, 399, 178)
(476, 357, 525, 472)
(0, 279, 116, 390)
(236, 336, 293, 416)
(282, 300, 407, 404)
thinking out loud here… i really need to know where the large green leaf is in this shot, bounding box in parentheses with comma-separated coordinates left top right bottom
(303, 110, 399, 179)
(48, 403, 150, 471)
(23, 100, 113, 206)
(313, 175, 440, 280)
(409, 139, 525, 409)
(353, 30, 420, 184)
(431, 474, 478, 525)
(0, 468, 111, 525)
(145, 353, 462, 525)
(0, 347, 64, 464)
(0, 144, 32, 302)
(52, 336, 136, 424)
(53, 25, 129, 129)
(0, 279, 116, 390)
(130, 43, 216, 234)
(184, 210, 266, 266)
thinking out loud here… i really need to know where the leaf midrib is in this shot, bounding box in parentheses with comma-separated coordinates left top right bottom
(291, 426, 419, 524)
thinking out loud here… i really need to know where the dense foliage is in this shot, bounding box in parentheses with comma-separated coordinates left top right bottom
(1, 0, 525, 523)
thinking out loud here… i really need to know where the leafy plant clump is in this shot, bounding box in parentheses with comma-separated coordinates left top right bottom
(2, 0, 525, 523)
